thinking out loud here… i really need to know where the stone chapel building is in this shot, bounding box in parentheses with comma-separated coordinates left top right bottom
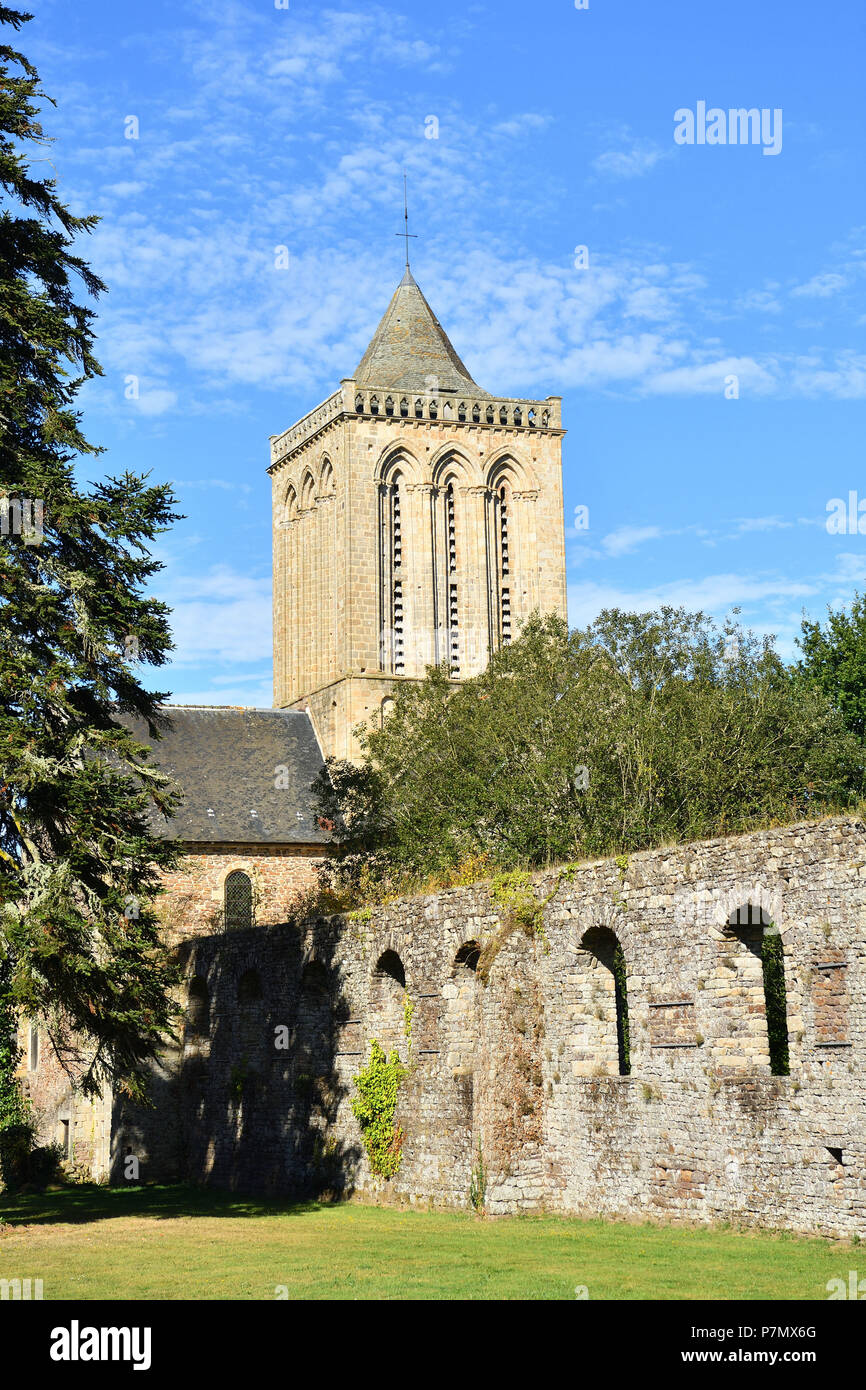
(18, 267, 569, 1174)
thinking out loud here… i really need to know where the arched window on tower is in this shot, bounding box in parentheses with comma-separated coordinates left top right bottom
(392, 482, 404, 673)
(380, 472, 406, 676)
(444, 481, 459, 675)
(495, 483, 512, 646)
(300, 471, 316, 512)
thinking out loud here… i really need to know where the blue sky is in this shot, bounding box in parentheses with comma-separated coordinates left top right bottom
(22, 0, 866, 704)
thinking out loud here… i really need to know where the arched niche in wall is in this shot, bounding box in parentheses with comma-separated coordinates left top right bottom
(297, 960, 331, 1070)
(369, 949, 406, 1054)
(708, 903, 790, 1075)
(568, 925, 631, 1077)
(237, 967, 265, 1063)
(186, 975, 210, 1039)
(444, 941, 481, 1073)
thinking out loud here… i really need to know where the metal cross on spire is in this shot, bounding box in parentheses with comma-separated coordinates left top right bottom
(395, 171, 417, 269)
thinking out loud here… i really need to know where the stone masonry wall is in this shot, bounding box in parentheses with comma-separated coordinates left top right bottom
(158, 842, 327, 946)
(15, 1020, 112, 1181)
(39, 817, 866, 1239)
(17, 842, 326, 1179)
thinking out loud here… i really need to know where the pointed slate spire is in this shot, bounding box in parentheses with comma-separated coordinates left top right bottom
(353, 271, 490, 396)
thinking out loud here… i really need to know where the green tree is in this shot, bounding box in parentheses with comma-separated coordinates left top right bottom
(0, 6, 182, 1104)
(0, 955, 28, 1129)
(315, 608, 858, 895)
(797, 593, 866, 782)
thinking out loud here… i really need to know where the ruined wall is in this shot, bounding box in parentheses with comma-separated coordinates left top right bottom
(50, 818, 866, 1238)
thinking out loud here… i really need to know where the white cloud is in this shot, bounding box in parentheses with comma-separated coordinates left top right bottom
(491, 113, 551, 138)
(789, 351, 866, 397)
(81, 213, 866, 409)
(104, 181, 146, 198)
(567, 572, 816, 629)
(134, 387, 178, 417)
(43, 5, 866, 419)
(791, 273, 847, 298)
(645, 356, 777, 396)
(592, 141, 668, 179)
(172, 478, 253, 493)
(601, 525, 664, 557)
(734, 516, 793, 533)
(736, 289, 782, 314)
(154, 565, 273, 672)
(165, 681, 273, 708)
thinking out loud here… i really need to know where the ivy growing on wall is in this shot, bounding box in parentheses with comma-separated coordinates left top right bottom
(351, 1040, 408, 1179)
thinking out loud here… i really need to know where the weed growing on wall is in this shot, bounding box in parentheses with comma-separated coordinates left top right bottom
(403, 993, 414, 1053)
(469, 1143, 486, 1211)
(478, 870, 547, 983)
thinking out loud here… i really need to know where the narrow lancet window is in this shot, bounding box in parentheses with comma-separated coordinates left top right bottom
(446, 482, 459, 675)
(392, 482, 404, 674)
(498, 485, 511, 645)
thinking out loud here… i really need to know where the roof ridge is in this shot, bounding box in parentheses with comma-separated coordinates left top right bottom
(163, 704, 304, 712)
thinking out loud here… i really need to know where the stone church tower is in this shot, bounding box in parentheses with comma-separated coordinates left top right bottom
(269, 267, 567, 761)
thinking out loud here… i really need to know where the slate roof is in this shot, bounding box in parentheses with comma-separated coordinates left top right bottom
(124, 706, 330, 845)
(353, 268, 490, 396)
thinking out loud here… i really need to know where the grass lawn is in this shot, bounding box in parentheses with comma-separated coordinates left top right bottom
(0, 1184, 854, 1300)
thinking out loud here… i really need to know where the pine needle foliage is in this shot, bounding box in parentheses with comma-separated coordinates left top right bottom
(0, 8, 183, 1102)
